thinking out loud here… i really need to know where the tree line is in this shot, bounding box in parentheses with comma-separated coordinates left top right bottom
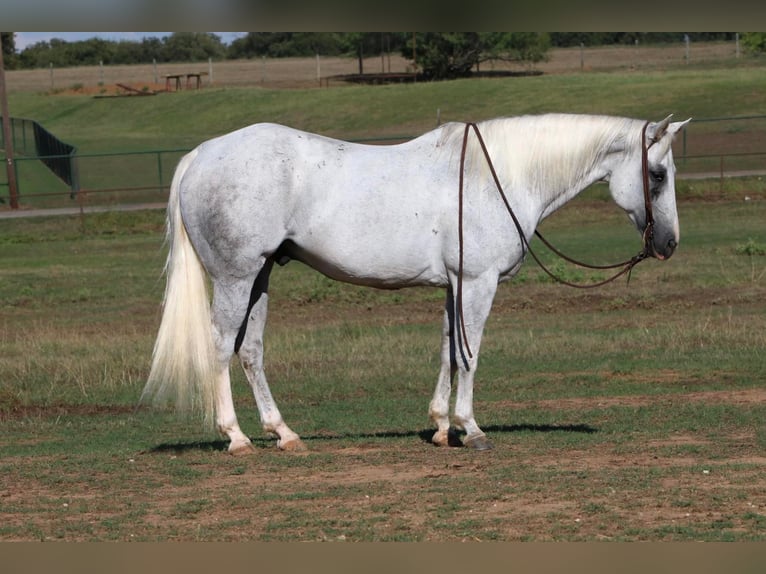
(1, 32, 756, 80)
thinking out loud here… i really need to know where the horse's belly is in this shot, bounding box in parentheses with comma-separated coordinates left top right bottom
(281, 222, 447, 288)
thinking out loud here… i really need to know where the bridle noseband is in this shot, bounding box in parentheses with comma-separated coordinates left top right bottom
(456, 120, 660, 360)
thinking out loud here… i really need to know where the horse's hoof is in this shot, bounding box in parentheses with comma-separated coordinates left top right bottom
(229, 442, 257, 456)
(463, 434, 494, 451)
(432, 430, 450, 447)
(433, 428, 467, 447)
(279, 438, 308, 452)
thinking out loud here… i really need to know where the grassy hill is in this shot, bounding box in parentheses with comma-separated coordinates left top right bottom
(6, 66, 765, 151)
(3, 59, 765, 207)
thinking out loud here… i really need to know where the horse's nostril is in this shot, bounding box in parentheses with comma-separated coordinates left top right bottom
(668, 239, 677, 251)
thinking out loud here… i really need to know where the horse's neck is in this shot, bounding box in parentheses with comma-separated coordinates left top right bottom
(492, 116, 629, 222)
(536, 161, 609, 222)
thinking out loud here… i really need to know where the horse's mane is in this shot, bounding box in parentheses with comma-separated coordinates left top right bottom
(437, 114, 644, 203)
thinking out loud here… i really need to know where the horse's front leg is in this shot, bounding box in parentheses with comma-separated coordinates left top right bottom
(429, 288, 459, 446)
(451, 276, 498, 450)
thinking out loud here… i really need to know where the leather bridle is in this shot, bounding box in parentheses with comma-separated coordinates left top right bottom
(456, 120, 659, 360)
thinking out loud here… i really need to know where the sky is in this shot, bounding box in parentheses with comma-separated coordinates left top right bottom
(13, 32, 247, 51)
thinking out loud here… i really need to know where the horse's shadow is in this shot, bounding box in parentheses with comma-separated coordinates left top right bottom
(148, 423, 598, 454)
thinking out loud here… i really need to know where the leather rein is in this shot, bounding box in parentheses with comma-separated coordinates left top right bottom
(456, 121, 658, 359)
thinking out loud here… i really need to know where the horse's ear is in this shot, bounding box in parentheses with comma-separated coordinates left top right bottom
(646, 115, 674, 144)
(668, 118, 692, 137)
(647, 116, 692, 157)
(648, 115, 691, 144)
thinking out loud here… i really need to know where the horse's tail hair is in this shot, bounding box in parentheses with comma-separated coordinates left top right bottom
(141, 148, 218, 430)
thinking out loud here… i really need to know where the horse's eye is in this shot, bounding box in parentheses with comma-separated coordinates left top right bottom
(650, 169, 666, 183)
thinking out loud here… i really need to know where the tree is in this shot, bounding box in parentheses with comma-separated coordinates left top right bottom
(226, 32, 406, 62)
(162, 33, 226, 62)
(229, 33, 294, 58)
(65, 38, 116, 66)
(18, 38, 68, 68)
(331, 33, 405, 74)
(408, 33, 481, 79)
(406, 33, 551, 80)
(227, 33, 343, 59)
(1, 32, 17, 69)
(741, 32, 766, 54)
(110, 39, 155, 65)
(477, 33, 551, 69)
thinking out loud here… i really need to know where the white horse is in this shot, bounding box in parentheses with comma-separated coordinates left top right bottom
(142, 113, 689, 454)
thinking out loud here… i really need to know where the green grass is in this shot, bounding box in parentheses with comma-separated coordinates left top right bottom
(1, 187, 764, 541)
(5, 65, 766, 203)
(8, 67, 766, 151)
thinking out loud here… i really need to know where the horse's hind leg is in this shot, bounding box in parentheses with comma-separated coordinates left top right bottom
(214, 365, 255, 456)
(236, 259, 305, 451)
(210, 276, 260, 455)
(211, 259, 303, 453)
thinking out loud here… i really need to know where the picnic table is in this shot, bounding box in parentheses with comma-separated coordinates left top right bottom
(163, 72, 208, 92)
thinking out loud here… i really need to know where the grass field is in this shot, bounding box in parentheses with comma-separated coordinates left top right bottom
(1, 44, 765, 541)
(1, 180, 765, 541)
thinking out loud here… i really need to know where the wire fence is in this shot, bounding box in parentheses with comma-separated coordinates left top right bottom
(0, 116, 79, 206)
(2, 116, 765, 211)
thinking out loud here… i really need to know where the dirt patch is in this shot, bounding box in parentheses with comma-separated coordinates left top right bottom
(61, 83, 165, 97)
(4, 411, 764, 541)
(492, 386, 766, 412)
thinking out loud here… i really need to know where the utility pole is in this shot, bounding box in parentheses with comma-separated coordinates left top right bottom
(0, 34, 19, 209)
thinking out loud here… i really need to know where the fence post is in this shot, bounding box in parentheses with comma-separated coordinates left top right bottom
(0, 37, 19, 209)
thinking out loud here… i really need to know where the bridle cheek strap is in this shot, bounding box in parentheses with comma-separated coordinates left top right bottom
(640, 121, 657, 260)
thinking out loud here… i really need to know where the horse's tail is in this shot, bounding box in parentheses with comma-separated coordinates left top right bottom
(141, 148, 218, 429)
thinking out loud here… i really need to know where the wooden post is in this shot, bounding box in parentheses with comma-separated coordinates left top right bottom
(0, 35, 19, 209)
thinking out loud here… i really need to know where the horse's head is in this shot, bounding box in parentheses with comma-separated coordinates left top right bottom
(606, 115, 691, 260)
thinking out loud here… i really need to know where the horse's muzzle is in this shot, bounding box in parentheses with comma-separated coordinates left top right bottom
(652, 237, 677, 261)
